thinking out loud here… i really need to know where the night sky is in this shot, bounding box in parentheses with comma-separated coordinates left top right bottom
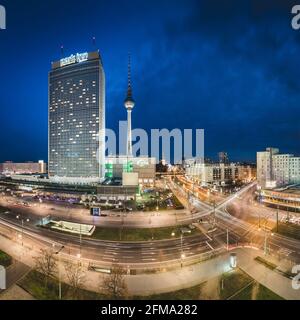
(0, 0, 300, 163)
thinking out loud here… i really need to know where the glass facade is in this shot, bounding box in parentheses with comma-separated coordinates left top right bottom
(48, 51, 105, 183)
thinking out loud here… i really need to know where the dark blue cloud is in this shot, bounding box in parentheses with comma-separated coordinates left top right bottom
(0, 0, 299, 163)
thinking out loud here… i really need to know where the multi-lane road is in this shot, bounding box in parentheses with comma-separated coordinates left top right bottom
(0, 212, 227, 267)
(176, 178, 300, 263)
(0, 179, 299, 268)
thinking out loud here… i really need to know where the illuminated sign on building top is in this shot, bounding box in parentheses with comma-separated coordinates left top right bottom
(60, 52, 89, 67)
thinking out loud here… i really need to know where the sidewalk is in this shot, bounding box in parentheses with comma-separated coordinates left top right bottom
(0, 285, 35, 300)
(125, 247, 300, 299)
(5, 260, 31, 289)
(125, 254, 231, 295)
(236, 248, 300, 300)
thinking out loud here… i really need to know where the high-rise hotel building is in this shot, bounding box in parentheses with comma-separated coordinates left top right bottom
(48, 51, 105, 184)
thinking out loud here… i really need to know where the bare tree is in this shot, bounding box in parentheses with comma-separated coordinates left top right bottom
(34, 248, 57, 288)
(100, 265, 128, 299)
(64, 261, 86, 299)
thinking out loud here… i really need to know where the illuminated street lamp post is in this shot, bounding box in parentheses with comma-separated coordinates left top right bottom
(258, 188, 262, 204)
(181, 252, 185, 268)
(212, 200, 216, 227)
(79, 224, 82, 261)
(226, 229, 229, 251)
(262, 218, 274, 256)
(55, 245, 65, 300)
(16, 215, 30, 247)
(171, 232, 185, 268)
(180, 233, 185, 268)
(276, 205, 279, 233)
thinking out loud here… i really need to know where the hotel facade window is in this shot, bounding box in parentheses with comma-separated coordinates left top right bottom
(48, 51, 105, 184)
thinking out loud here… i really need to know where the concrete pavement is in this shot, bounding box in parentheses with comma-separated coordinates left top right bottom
(5, 260, 31, 289)
(0, 285, 35, 300)
(125, 247, 300, 299)
(236, 248, 300, 300)
(0, 259, 31, 298)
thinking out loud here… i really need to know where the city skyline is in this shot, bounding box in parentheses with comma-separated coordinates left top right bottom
(0, 0, 300, 163)
(0, 0, 299, 305)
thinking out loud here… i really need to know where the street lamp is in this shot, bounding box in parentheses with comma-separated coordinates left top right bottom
(171, 231, 185, 268)
(79, 224, 82, 261)
(16, 215, 30, 247)
(55, 245, 65, 300)
(181, 252, 185, 268)
(211, 200, 216, 227)
(180, 233, 184, 268)
(261, 218, 274, 256)
(276, 205, 279, 233)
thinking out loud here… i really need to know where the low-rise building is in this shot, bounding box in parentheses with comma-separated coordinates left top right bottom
(259, 186, 300, 212)
(185, 159, 255, 186)
(0, 160, 47, 176)
(257, 148, 300, 188)
(105, 156, 156, 185)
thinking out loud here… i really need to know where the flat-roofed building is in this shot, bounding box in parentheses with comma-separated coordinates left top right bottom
(0, 161, 47, 176)
(257, 148, 300, 188)
(105, 156, 156, 185)
(185, 159, 255, 186)
(48, 51, 105, 184)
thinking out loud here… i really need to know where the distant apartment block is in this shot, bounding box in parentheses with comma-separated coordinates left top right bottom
(218, 151, 229, 164)
(185, 159, 256, 186)
(257, 147, 300, 188)
(0, 161, 47, 176)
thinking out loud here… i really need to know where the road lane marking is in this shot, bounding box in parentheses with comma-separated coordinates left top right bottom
(206, 241, 214, 250)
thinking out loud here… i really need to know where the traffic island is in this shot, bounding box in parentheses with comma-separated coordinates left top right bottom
(40, 222, 201, 242)
(42, 221, 95, 236)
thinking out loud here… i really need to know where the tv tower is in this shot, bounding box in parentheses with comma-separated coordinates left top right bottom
(124, 54, 135, 157)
